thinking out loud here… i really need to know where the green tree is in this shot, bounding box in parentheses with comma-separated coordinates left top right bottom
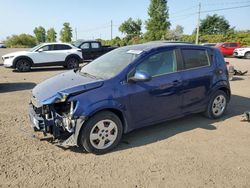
(5, 34, 37, 48)
(199, 14, 231, 35)
(33, 26, 46, 43)
(119, 18, 142, 40)
(60, 22, 72, 42)
(46, 28, 57, 42)
(145, 0, 170, 41)
(165, 25, 184, 41)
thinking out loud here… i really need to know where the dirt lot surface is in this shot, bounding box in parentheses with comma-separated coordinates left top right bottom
(0, 48, 250, 188)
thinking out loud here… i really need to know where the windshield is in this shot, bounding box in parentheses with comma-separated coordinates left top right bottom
(80, 47, 142, 79)
(29, 44, 44, 52)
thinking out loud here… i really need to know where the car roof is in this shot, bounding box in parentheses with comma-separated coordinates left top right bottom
(41, 42, 73, 46)
(73, 40, 98, 43)
(119, 42, 210, 52)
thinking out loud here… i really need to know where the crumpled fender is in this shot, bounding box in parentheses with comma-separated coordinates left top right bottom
(42, 81, 104, 105)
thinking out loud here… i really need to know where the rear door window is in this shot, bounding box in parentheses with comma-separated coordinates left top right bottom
(181, 49, 210, 69)
(91, 42, 100, 49)
(229, 43, 237, 47)
(54, 44, 72, 50)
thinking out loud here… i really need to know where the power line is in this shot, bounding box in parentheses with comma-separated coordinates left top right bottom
(201, 4, 250, 14)
(202, 0, 250, 6)
(171, 4, 250, 21)
(171, 1, 250, 18)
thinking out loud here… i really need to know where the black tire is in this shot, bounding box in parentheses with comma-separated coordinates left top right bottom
(15, 59, 31, 72)
(79, 111, 123, 155)
(66, 57, 79, 69)
(244, 52, 250, 59)
(204, 90, 228, 119)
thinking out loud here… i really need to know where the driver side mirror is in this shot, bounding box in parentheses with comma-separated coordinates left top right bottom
(128, 71, 152, 83)
(38, 48, 44, 52)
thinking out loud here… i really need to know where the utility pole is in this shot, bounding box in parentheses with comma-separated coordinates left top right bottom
(195, 2, 201, 44)
(75, 28, 78, 41)
(111, 20, 113, 40)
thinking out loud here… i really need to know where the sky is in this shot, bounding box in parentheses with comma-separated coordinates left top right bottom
(0, 0, 250, 41)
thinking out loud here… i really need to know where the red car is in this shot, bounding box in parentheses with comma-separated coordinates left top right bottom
(215, 42, 242, 56)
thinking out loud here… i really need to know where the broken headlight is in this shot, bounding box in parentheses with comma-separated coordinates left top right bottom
(54, 101, 77, 133)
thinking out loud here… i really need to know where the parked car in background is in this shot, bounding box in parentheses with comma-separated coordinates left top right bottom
(29, 43, 231, 154)
(201, 43, 217, 47)
(2, 43, 83, 72)
(72, 40, 117, 61)
(233, 46, 250, 59)
(215, 42, 242, 56)
(0, 43, 6, 48)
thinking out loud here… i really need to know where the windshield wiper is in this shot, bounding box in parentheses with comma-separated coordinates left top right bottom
(80, 72, 103, 79)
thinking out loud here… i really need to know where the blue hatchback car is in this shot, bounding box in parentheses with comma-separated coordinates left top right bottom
(29, 43, 231, 154)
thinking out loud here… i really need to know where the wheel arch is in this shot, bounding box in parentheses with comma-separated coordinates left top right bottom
(76, 108, 128, 147)
(89, 108, 128, 133)
(209, 82, 231, 102)
(65, 54, 81, 63)
(13, 56, 34, 68)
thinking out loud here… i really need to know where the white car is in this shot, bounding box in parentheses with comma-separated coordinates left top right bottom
(2, 43, 83, 72)
(233, 47, 250, 59)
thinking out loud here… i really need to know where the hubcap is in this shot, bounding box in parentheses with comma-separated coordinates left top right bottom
(89, 120, 118, 150)
(212, 95, 226, 116)
(18, 60, 30, 71)
(68, 58, 78, 69)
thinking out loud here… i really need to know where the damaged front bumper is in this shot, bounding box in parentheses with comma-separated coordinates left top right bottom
(28, 103, 85, 146)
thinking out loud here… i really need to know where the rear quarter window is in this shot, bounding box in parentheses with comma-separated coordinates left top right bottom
(181, 49, 210, 69)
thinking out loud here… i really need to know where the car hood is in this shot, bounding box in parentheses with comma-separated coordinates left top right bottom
(2, 51, 29, 57)
(32, 70, 103, 106)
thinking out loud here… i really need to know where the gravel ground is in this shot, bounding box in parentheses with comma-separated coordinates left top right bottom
(0, 48, 250, 188)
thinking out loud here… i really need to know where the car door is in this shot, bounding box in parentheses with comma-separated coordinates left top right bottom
(126, 49, 183, 128)
(80, 42, 92, 60)
(228, 43, 238, 55)
(52, 44, 72, 62)
(179, 48, 213, 114)
(31, 45, 55, 64)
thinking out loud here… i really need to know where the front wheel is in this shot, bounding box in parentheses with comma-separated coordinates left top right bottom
(66, 57, 79, 69)
(244, 52, 250, 59)
(204, 90, 228, 119)
(80, 111, 123, 155)
(16, 59, 31, 72)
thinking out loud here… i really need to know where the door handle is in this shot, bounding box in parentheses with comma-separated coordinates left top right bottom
(172, 80, 182, 86)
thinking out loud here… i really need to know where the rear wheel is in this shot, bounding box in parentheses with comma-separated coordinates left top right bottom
(244, 52, 250, 59)
(79, 111, 123, 155)
(15, 59, 31, 72)
(66, 57, 79, 69)
(204, 90, 228, 119)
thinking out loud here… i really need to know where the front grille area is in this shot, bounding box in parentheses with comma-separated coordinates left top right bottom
(33, 104, 42, 115)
